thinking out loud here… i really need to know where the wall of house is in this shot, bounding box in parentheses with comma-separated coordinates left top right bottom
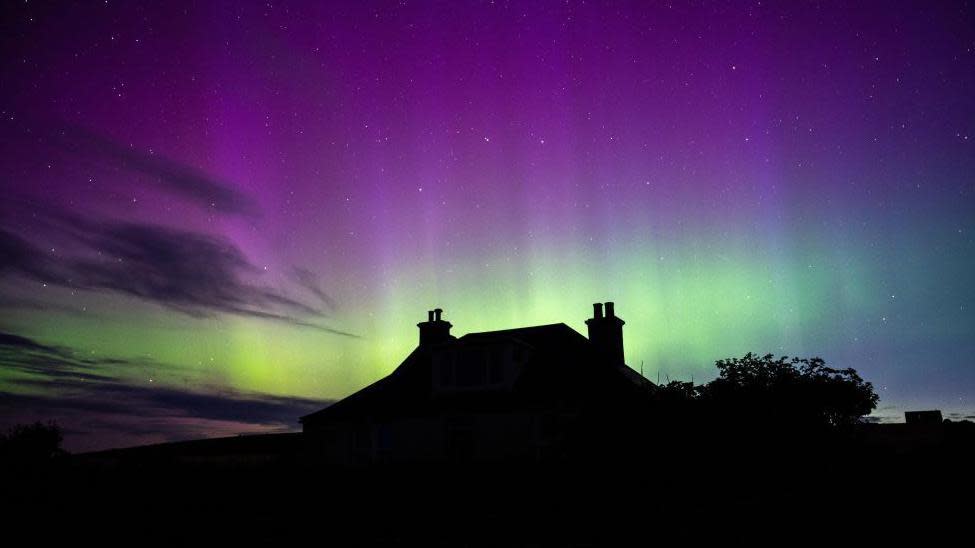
(304, 412, 565, 464)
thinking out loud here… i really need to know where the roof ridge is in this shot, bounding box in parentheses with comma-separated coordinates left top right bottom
(459, 322, 574, 338)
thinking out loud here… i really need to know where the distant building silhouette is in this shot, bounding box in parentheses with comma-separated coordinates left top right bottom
(905, 410, 943, 425)
(300, 303, 654, 463)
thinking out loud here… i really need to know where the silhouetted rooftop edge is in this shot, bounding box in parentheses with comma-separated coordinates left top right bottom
(300, 305, 652, 428)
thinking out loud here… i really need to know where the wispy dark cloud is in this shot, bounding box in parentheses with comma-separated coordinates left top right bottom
(860, 416, 891, 424)
(0, 228, 61, 284)
(1, 119, 353, 335)
(291, 266, 338, 312)
(0, 330, 331, 452)
(0, 386, 331, 453)
(50, 123, 259, 217)
(0, 213, 357, 337)
(2, 382, 329, 430)
(0, 331, 60, 353)
(0, 329, 147, 383)
(0, 294, 90, 316)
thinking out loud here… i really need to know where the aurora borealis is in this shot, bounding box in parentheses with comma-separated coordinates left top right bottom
(1, 1, 973, 451)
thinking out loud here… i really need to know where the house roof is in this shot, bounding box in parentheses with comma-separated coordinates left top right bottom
(300, 322, 653, 425)
(457, 322, 589, 347)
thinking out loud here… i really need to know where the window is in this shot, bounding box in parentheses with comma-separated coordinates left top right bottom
(435, 346, 511, 390)
(377, 424, 393, 452)
(489, 361, 503, 384)
(456, 352, 486, 386)
(439, 358, 453, 386)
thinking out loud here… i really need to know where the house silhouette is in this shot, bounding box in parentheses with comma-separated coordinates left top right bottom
(301, 302, 655, 463)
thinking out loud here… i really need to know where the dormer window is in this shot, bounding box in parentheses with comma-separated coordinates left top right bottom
(489, 360, 503, 385)
(434, 345, 513, 391)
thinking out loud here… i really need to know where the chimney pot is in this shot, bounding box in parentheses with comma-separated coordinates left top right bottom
(419, 307, 452, 345)
(586, 301, 625, 366)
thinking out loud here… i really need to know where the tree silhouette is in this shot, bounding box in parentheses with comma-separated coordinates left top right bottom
(699, 353, 879, 427)
(0, 421, 66, 463)
(655, 380, 699, 402)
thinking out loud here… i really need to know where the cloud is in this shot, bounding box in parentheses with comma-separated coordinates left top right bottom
(291, 266, 338, 311)
(0, 330, 61, 353)
(0, 228, 62, 283)
(0, 215, 358, 337)
(50, 124, 259, 217)
(65, 219, 305, 318)
(0, 386, 331, 453)
(1, 120, 353, 336)
(0, 329, 146, 383)
(0, 330, 332, 452)
(0, 294, 91, 316)
(3, 381, 329, 428)
(862, 414, 901, 424)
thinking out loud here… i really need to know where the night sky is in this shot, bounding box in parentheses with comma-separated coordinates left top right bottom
(2, 1, 973, 451)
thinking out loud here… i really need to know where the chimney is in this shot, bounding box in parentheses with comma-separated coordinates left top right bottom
(585, 301, 625, 366)
(418, 308, 452, 346)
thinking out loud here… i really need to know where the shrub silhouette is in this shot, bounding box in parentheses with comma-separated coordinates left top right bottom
(0, 421, 66, 463)
(699, 353, 879, 427)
